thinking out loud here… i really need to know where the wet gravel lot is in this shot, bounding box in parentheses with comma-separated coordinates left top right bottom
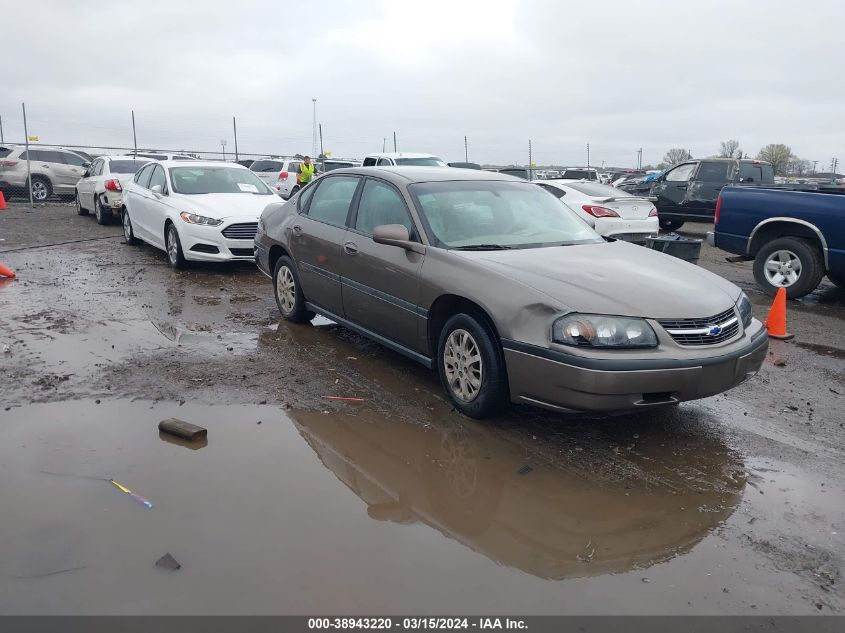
(1, 202, 843, 614)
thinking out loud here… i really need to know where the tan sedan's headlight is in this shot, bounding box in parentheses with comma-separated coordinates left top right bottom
(553, 314, 658, 349)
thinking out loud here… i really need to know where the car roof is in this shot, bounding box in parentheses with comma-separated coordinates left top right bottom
(100, 155, 150, 161)
(364, 152, 441, 159)
(156, 160, 248, 168)
(329, 166, 523, 184)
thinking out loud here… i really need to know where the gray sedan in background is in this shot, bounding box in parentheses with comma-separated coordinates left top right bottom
(255, 167, 768, 419)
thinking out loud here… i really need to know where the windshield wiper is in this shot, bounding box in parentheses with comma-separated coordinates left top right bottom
(452, 244, 515, 251)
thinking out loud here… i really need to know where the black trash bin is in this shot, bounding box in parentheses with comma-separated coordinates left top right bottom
(645, 233, 703, 264)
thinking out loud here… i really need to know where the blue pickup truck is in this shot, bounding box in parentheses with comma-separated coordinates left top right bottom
(708, 186, 845, 298)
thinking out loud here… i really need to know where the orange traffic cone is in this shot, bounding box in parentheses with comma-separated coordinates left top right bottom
(0, 191, 7, 210)
(0, 263, 15, 279)
(764, 287, 793, 340)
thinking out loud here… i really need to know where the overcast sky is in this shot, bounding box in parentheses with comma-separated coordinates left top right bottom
(2, 0, 842, 167)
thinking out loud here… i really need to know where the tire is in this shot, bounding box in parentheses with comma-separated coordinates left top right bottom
(828, 272, 845, 288)
(659, 217, 685, 231)
(165, 223, 188, 269)
(95, 196, 113, 225)
(75, 191, 89, 216)
(753, 236, 825, 299)
(122, 208, 139, 245)
(437, 313, 508, 419)
(30, 176, 52, 202)
(273, 256, 314, 322)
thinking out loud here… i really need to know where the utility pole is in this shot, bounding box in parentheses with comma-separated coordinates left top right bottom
(0, 115, 4, 143)
(232, 116, 239, 162)
(393, 131, 397, 153)
(464, 135, 468, 163)
(382, 137, 386, 152)
(311, 98, 317, 158)
(22, 103, 33, 209)
(319, 123, 324, 171)
(812, 160, 817, 174)
(637, 148, 642, 170)
(131, 110, 138, 158)
(586, 143, 590, 170)
(528, 139, 533, 181)
(832, 158, 839, 185)
(220, 139, 227, 161)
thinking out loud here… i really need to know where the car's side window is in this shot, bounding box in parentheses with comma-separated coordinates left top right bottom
(297, 180, 319, 212)
(288, 162, 300, 177)
(362, 157, 377, 167)
(377, 158, 393, 166)
(62, 152, 87, 167)
(354, 179, 416, 238)
(665, 163, 696, 182)
(149, 166, 167, 194)
(695, 161, 731, 182)
(136, 164, 154, 188)
(305, 176, 360, 226)
(93, 160, 104, 177)
(39, 150, 63, 164)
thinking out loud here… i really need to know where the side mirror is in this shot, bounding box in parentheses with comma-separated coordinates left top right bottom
(372, 224, 425, 254)
(151, 184, 163, 195)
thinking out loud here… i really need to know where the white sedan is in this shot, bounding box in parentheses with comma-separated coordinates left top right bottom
(121, 161, 275, 268)
(535, 180, 658, 243)
(75, 156, 149, 225)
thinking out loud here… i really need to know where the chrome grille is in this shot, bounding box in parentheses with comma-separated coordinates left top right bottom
(221, 222, 258, 240)
(658, 307, 740, 346)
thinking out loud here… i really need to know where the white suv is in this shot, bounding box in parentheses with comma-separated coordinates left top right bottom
(249, 157, 304, 199)
(0, 145, 90, 201)
(361, 152, 446, 167)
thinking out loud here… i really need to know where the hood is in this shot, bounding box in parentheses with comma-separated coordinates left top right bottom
(171, 193, 274, 221)
(460, 241, 740, 319)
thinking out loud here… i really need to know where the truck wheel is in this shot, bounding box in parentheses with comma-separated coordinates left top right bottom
(753, 237, 824, 299)
(827, 272, 844, 289)
(437, 313, 508, 419)
(659, 218, 684, 231)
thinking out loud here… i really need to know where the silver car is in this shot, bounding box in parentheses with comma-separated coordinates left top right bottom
(255, 167, 768, 419)
(0, 145, 89, 201)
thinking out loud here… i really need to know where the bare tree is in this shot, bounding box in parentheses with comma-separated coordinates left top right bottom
(786, 157, 812, 177)
(757, 144, 793, 176)
(662, 148, 691, 166)
(718, 139, 741, 158)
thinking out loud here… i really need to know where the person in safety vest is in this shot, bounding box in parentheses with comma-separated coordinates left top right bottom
(297, 156, 316, 187)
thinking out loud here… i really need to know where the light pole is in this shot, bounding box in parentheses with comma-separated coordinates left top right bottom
(220, 139, 227, 161)
(311, 98, 318, 158)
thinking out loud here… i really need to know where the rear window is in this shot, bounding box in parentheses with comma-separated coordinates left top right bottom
(250, 160, 284, 173)
(565, 182, 631, 198)
(61, 152, 88, 166)
(739, 162, 774, 184)
(323, 161, 354, 172)
(561, 170, 597, 180)
(134, 153, 167, 160)
(109, 160, 147, 174)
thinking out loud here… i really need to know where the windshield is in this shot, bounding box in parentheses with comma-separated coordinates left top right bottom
(169, 166, 274, 195)
(109, 159, 147, 174)
(395, 157, 446, 166)
(565, 182, 631, 198)
(561, 170, 596, 180)
(409, 181, 602, 249)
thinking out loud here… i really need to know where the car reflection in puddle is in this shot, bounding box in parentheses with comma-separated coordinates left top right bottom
(290, 406, 746, 580)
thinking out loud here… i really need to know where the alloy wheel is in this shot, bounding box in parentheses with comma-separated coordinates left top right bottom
(275, 265, 296, 314)
(123, 211, 132, 241)
(32, 181, 48, 201)
(443, 328, 483, 403)
(764, 249, 802, 287)
(167, 227, 179, 265)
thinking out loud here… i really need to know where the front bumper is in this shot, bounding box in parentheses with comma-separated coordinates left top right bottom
(179, 220, 258, 262)
(502, 326, 768, 412)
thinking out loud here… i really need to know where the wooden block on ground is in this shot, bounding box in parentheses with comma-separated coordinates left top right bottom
(158, 418, 207, 441)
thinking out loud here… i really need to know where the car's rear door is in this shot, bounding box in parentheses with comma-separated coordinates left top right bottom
(291, 174, 361, 315)
(57, 150, 88, 193)
(76, 158, 99, 208)
(127, 164, 156, 242)
(341, 177, 426, 353)
(687, 160, 733, 219)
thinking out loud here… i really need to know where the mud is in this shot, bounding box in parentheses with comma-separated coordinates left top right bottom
(0, 204, 843, 614)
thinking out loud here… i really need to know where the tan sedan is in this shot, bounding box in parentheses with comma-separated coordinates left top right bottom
(255, 167, 767, 418)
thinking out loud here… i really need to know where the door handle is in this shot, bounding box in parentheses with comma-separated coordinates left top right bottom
(343, 241, 359, 255)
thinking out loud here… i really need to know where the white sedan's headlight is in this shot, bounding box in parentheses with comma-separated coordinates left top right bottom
(553, 314, 658, 349)
(180, 212, 222, 226)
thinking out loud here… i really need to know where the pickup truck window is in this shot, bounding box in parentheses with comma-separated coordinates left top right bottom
(697, 161, 732, 182)
(665, 163, 696, 182)
(362, 157, 378, 166)
(739, 162, 774, 184)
